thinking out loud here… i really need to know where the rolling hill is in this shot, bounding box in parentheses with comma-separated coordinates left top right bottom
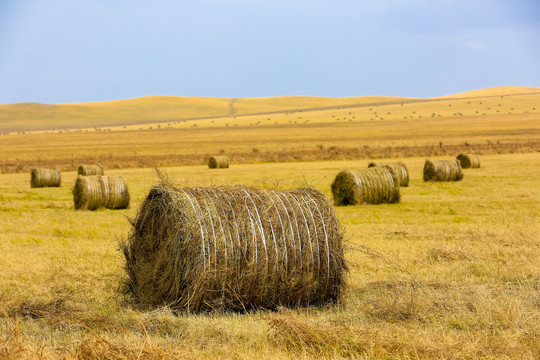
(0, 86, 538, 132)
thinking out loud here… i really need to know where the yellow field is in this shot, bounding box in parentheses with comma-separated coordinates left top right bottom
(0, 94, 412, 131)
(0, 87, 539, 175)
(0, 153, 538, 359)
(0, 86, 538, 133)
(0, 86, 539, 358)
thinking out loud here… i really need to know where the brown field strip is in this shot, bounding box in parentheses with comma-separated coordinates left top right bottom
(1, 111, 538, 173)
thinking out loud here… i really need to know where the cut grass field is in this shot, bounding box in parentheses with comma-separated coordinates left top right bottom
(0, 153, 539, 359)
(0, 87, 539, 174)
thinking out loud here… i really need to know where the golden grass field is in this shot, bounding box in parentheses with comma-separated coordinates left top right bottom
(0, 153, 539, 359)
(0, 86, 539, 359)
(0, 87, 539, 174)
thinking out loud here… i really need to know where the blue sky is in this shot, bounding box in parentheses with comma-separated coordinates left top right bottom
(0, 0, 539, 104)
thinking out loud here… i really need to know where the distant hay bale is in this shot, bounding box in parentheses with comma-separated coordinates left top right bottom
(73, 175, 130, 210)
(208, 156, 229, 169)
(456, 154, 481, 169)
(121, 182, 347, 312)
(423, 159, 463, 182)
(30, 168, 61, 188)
(368, 161, 409, 187)
(331, 167, 400, 206)
(78, 164, 104, 176)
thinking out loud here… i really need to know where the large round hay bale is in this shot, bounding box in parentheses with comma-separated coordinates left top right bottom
(78, 164, 104, 176)
(208, 156, 229, 169)
(331, 167, 400, 206)
(423, 159, 463, 181)
(456, 153, 480, 169)
(121, 183, 347, 312)
(73, 175, 130, 210)
(368, 161, 409, 187)
(30, 168, 61, 188)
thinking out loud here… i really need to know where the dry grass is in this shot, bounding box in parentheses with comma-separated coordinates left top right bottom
(0, 153, 538, 358)
(0, 86, 538, 175)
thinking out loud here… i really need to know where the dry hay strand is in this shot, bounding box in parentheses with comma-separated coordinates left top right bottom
(121, 181, 347, 312)
(30, 168, 61, 188)
(208, 156, 229, 169)
(78, 163, 104, 176)
(423, 159, 464, 182)
(456, 153, 481, 169)
(331, 167, 400, 206)
(368, 161, 409, 187)
(73, 175, 130, 210)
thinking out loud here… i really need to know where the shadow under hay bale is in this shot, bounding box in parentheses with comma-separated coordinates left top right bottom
(121, 182, 347, 312)
(78, 164, 104, 176)
(331, 167, 400, 206)
(456, 153, 481, 169)
(208, 156, 229, 169)
(423, 159, 463, 182)
(368, 161, 409, 187)
(30, 168, 61, 188)
(73, 175, 130, 210)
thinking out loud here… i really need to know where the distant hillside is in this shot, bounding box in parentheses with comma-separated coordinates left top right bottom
(0, 86, 538, 131)
(0, 95, 412, 131)
(434, 86, 540, 99)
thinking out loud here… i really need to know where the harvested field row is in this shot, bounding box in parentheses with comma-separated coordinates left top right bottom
(2, 140, 536, 174)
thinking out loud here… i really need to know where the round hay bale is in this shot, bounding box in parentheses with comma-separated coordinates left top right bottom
(73, 175, 130, 210)
(331, 167, 400, 205)
(456, 154, 481, 169)
(121, 183, 347, 312)
(30, 168, 61, 188)
(367, 161, 409, 187)
(208, 156, 229, 169)
(78, 164, 104, 176)
(423, 159, 463, 182)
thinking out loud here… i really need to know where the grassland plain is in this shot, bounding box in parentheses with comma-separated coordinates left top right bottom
(0, 108, 538, 174)
(0, 86, 539, 174)
(0, 153, 538, 359)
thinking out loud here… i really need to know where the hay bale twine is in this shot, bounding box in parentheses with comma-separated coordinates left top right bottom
(73, 175, 130, 210)
(78, 164, 104, 176)
(368, 161, 409, 187)
(30, 168, 61, 188)
(208, 156, 229, 169)
(456, 153, 481, 169)
(331, 167, 400, 205)
(121, 183, 347, 312)
(423, 159, 463, 181)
